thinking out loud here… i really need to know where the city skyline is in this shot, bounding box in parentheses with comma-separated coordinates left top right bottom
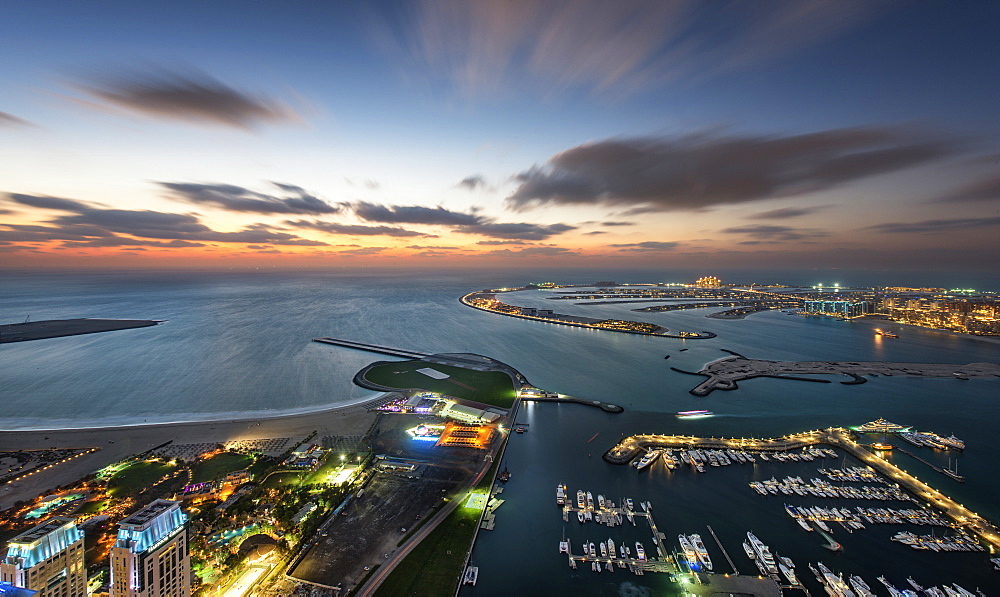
(2, 1, 999, 271)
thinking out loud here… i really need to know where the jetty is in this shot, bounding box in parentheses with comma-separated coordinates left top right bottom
(312, 337, 430, 359)
(604, 427, 1000, 551)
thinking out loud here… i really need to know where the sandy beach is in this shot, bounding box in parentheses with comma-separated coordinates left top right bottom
(0, 399, 381, 509)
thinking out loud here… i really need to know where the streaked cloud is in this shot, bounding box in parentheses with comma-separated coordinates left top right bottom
(721, 225, 828, 241)
(0, 111, 33, 127)
(458, 175, 487, 190)
(508, 127, 956, 212)
(610, 241, 680, 251)
(453, 222, 574, 240)
(160, 182, 340, 215)
(285, 219, 434, 238)
(353, 201, 483, 226)
(373, 0, 886, 100)
(747, 206, 828, 219)
(863, 217, 1000, 234)
(69, 66, 301, 129)
(3, 193, 327, 246)
(931, 175, 1000, 203)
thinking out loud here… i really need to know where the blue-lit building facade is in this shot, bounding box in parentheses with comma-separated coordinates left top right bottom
(804, 300, 869, 318)
(110, 500, 190, 597)
(0, 517, 84, 597)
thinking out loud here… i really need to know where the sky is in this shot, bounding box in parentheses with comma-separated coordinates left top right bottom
(1, 1, 999, 273)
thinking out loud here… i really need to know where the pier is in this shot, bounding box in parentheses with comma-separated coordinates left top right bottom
(560, 500, 676, 575)
(312, 337, 430, 359)
(895, 447, 965, 482)
(520, 394, 624, 413)
(604, 428, 1000, 551)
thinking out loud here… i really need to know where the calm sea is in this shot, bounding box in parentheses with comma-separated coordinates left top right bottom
(2, 268, 998, 594)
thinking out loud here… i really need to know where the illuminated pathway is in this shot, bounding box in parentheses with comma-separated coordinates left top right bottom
(605, 428, 1000, 551)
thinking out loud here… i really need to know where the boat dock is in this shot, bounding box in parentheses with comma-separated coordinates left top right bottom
(312, 337, 430, 359)
(605, 428, 1000, 551)
(895, 447, 965, 482)
(561, 499, 676, 575)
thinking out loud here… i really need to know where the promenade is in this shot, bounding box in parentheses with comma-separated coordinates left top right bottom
(605, 428, 1000, 550)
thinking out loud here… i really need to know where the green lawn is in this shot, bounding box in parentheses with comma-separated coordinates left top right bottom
(76, 499, 108, 515)
(260, 472, 303, 489)
(363, 360, 516, 408)
(107, 460, 177, 497)
(372, 497, 482, 597)
(191, 452, 252, 484)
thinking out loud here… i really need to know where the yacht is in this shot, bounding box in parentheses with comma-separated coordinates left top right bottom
(586, 492, 594, 509)
(576, 490, 585, 509)
(600, 541, 607, 558)
(779, 560, 799, 585)
(747, 532, 778, 575)
(607, 538, 616, 559)
(559, 540, 569, 553)
(850, 575, 876, 597)
(678, 534, 697, 567)
(689, 534, 713, 571)
(577, 511, 584, 523)
(556, 484, 566, 505)
(635, 542, 646, 560)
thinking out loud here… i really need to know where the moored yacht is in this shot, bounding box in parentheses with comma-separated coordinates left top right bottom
(689, 534, 713, 571)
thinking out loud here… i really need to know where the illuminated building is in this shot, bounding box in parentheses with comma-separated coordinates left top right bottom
(804, 300, 868, 318)
(110, 500, 190, 597)
(695, 276, 721, 288)
(0, 517, 84, 596)
(439, 402, 501, 424)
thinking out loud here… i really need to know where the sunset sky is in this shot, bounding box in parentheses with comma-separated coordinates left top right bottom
(2, 1, 999, 271)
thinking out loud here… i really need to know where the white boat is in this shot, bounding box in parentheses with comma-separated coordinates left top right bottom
(598, 494, 606, 509)
(586, 492, 594, 509)
(625, 498, 634, 510)
(796, 517, 813, 532)
(577, 511, 584, 523)
(678, 534, 698, 567)
(633, 449, 661, 470)
(747, 532, 778, 575)
(607, 538, 616, 559)
(600, 541, 607, 558)
(635, 542, 646, 560)
(559, 540, 569, 553)
(779, 562, 799, 585)
(689, 534, 713, 571)
(850, 575, 876, 597)
(556, 484, 566, 505)
(620, 545, 627, 558)
(877, 576, 905, 597)
(743, 540, 756, 560)
(463, 566, 478, 585)
(589, 541, 596, 557)
(576, 490, 585, 509)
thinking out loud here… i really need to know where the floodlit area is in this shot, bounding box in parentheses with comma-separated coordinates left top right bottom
(223, 564, 269, 597)
(330, 465, 358, 485)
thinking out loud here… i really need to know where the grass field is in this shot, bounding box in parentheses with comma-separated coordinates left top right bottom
(261, 472, 303, 489)
(107, 461, 177, 497)
(191, 452, 252, 484)
(373, 443, 504, 596)
(363, 360, 516, 408)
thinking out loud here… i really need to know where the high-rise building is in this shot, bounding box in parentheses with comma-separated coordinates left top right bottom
(695, 276, 721, 288)
(0, 516, 85, 597)
(110, 500, 190, 597)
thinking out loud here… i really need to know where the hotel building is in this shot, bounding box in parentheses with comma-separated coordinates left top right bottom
(0, 517, 84, 597)
(110, 500, 190, 597)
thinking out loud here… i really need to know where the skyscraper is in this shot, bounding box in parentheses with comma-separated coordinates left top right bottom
(110, 500, 190, 597)
(0, 516, 85, 596)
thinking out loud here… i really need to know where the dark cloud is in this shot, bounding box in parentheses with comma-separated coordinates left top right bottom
(748, 206, 828, 219)
(71, 67, 300, 129)
(458, 175, 487, 190)
(338, 247, 388, 256)
(9, 193, 92, 212)
(60, 238, 205, 249)
(285, 219, 434, 238)
(584, 231, 608, 235)
(932, 175, 1000, 203)
(475, 239, 532, 245)
(353, 201, 483, 226)
(160, 182, 339, 215)
(453, 222, 574, 240)
(863, 217, 1000, 234)
(485, 246, 577, 257)
(508, 128, 957, 212)
(405, 245, 460, 250)
(609, 241, 679, 251)
(601, 221, 636, 226)
(0, 111, 33, 127)
(3, 192, 328, 246)
(721, 225, 827, 240)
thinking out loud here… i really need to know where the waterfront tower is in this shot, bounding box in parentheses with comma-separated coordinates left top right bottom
(110, 500, 190, 597)
(0, 516, 85, 596)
